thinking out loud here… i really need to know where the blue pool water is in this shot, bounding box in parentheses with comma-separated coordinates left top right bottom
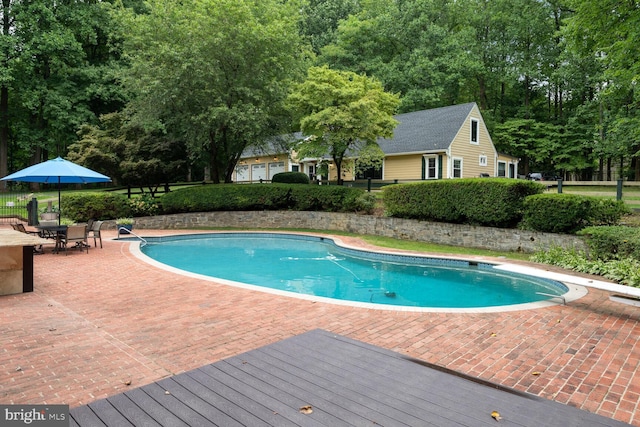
(139, 233, 568, 309)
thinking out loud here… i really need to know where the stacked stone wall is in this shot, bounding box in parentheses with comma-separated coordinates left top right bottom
(106, 211, 585, 253)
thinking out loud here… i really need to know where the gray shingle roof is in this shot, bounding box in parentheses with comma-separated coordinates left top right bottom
(242, 103, 478, 158)
(379, 102, 477, 155)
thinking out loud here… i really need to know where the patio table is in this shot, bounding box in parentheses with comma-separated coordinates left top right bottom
(36, 224, 67, 253)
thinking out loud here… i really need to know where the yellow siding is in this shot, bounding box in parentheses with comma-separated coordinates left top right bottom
(384, 155, 424, 180)
(328, 163, 355, 181)
(448, 104, 496, 178)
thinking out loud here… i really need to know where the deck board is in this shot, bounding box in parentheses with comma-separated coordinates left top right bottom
(71, 329, 632, 427)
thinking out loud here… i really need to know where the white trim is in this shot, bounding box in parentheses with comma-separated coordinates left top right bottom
(470, 118, 479, 145)
(497, 160, 507, 177)
(452, 157, 463, 178)
(479, 155, 487, 167)
(424, 155, 439, 179)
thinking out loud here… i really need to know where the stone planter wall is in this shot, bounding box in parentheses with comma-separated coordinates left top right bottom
(104, 211, 586, 253)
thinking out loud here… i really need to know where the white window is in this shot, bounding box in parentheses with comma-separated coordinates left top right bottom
(470, 118, 479, 144)
(479, 155, 487, 166)
(497, 161, 507, 177)
(425, 156, 438, 179)
(452, 158, 462, 178)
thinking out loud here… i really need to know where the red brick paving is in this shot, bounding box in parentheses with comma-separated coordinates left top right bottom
(0, 228, 639, 425)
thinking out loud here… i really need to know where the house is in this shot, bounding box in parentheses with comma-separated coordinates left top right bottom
(233, 102, 518, 183)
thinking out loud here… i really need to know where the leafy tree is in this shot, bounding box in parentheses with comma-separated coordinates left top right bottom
(119, 0, 309, 184)
(321, 0, 480, 112)
(299, 0, 360, 55)
(287, 66, 399, 185)
(69, 111, 187, 194)
(0, 0, 127, 186)
(69, 113, 126, 185)
(563, 0, 640, 180)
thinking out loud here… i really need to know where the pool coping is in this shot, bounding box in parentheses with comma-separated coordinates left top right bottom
(124, 231, 592, 313)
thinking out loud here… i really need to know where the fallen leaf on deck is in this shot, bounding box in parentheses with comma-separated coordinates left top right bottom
(532, 371, 541, 376)
(491, 410, 502, 421)
(299, 405, 313, 414)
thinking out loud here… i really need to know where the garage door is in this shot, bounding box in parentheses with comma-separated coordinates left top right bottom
(252, 163, 267, 182)
(268, 162, 285, 180)
(235, 165, 249, 182)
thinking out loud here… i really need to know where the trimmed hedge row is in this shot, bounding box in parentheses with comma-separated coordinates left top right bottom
(60, 193, 133, 222)
(160, 183, 376, 214)
(383, 178, 545, 228)
(521, 194, 630, 233)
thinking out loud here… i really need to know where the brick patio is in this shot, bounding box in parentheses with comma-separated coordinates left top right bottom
(0, 228, 638, 425)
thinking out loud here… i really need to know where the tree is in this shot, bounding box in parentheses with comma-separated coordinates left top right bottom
(68, 111, 187, 193)
(299, 0, 360, 55)
(0, 0, 127, 186)
(320, 0, 480, 112)
(563, 0, 640, 180)
(120, 0, 309, 184)
(287, 65, 400, 185)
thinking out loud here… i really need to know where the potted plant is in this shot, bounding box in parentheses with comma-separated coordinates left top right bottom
(40, 203, 59, 221)
(116, 217, 134, 234)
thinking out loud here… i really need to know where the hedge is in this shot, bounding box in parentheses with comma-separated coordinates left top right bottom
(160, 183, 376, 214)
(383, 178, 545, 227)
(578, 226, 640, 261)
(60, 193, 133, 222)
(521, 194, 630, 233)
(271, 172, 310, 184)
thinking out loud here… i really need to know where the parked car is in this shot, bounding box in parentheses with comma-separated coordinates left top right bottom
(526, 172, 562, 181)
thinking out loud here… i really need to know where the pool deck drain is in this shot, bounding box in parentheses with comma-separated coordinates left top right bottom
(0, 228, 639, 426)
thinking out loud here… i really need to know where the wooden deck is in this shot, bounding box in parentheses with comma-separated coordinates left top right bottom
(70, 329, 631, 427)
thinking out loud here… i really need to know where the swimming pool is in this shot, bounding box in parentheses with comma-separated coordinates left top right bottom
(132, 232, 584, 312)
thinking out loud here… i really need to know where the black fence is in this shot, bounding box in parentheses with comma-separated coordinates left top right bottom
(0, 192, 38, 224)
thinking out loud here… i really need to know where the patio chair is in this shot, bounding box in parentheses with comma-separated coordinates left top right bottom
(61, 224, 89, 255)
(87, 220, 104, 248)
(12, 223, 39, 236)
(12, 223, 44, 254)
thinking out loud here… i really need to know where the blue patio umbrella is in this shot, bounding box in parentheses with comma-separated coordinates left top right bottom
(0, 157, 111, 224)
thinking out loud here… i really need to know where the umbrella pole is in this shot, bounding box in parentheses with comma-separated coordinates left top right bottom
(58, 177, 61, 226)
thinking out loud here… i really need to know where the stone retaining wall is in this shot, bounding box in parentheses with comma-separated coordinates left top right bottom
(105, 211, 585, 253)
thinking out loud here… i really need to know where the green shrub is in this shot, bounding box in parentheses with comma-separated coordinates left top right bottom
(586, 198, 632, 225)
(383, 178, 544, 227)
(271, 172, 310, 184)
(129, 193, 160, 217)
(531, 246, 640, 288)
(578, 226, 640, 261)
(60, 193, 133, 222)
(160, 183, 374, 214)
(521, 194, 589, 233)
(521, 194, 629, 233)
